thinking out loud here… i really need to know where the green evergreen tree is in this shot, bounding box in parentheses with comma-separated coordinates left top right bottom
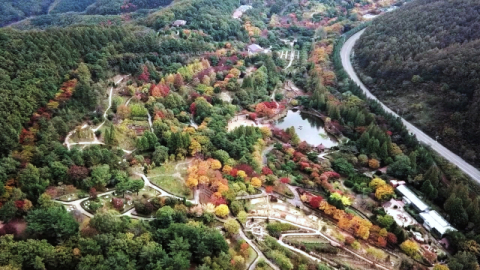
(357, 131, 370, 152)
(379, 142, 389, 161)
(409, 151, 417, 173)
(449, 197, 469, 229)
(355, 113, 365, 127)
(421, 180, 437, 200)
(466, 197, 480, 225)
(424, 165, 440, 187)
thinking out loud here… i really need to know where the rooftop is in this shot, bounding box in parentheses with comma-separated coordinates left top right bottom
(396, 185, 429, 212)
(172, 20, 187, 26)
(248, 44, 264, 53)
(237, 5, 252, 12)
(420, 210, 456, 235)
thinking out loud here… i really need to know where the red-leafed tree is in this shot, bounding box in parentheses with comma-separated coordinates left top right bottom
(263, 101, 277, 109)
(190, 103, 196, 115)
(324, 171, 341, 179)
(265, 186, 273, 193)
(377, 236, 387, 248)
(280, 177, 290, 184)
(14, 200, 25, 209)
(211, 195, 227, 206)
(345, 236, 355, 245)
(68, 165, 89, 183)
(159, 83, 170, 96)
(19, 128, 35, 145)
(386, 232, 397, 245)
(138, 66, 150, 82)
(262, 167, 273, 175)
(299, 162, 310, 171)
(230, 168, 238, 177)
(89, 188, 97, 199)
(249, 113, 257, 121)
(1, 223, 17, 236)
(112, 197, 124, 210)
(174, 73, 184, 90)
(235, 164, 254, 176)
(309, 196, 323, 208)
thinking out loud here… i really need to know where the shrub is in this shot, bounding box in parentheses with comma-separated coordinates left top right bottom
(266, 222, 298, 238)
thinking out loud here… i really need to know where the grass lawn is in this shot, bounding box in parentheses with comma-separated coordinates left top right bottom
(148, 160, 191, 177)
(246, 247, 258, 267)
(283, 236, 329, 244)
(149, 175, 193, 199)
(148, 163, 175, 176)
(114, 125, 136, 150)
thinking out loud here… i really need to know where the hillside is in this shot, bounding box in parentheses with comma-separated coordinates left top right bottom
(0, 0, 172, 26)
(354, 0, 480, 166)
(0, 0, 55, 26)
(2, 0, 480, 269)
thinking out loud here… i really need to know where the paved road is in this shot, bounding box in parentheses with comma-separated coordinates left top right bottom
(341, 29, 480, 183)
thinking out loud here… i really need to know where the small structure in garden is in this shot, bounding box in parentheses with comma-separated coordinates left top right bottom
(247, 44, 266, 55)
(233, 5, 252, 19)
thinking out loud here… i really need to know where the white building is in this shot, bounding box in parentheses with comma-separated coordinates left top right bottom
(248, 44, 266, 55)
(420, 210, 456, 237)
(172, 20, 187, 27)
(237, 5, 252, 12)
(396, 185, 429, 212)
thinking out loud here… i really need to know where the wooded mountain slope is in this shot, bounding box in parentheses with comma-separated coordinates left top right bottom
(0, 0, 172, 26)
(354, 0, 480, 166)
(0, 0, 55, 26)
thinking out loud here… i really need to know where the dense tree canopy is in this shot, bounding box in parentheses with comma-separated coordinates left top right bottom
(355, 0, 480, 166)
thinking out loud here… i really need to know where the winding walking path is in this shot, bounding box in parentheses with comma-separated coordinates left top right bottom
(64, 77, 125, 150)
(53, 170, 198, 220)
(249, 216, 392, 270)
(341, 29, 480, 183)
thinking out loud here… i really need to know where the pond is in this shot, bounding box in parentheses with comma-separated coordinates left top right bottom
(274, 110, 338, 148)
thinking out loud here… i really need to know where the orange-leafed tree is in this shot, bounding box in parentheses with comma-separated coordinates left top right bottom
(117, 105, 131, 119)
(186, 177, 198, 188)
(369, 159, 380, 169)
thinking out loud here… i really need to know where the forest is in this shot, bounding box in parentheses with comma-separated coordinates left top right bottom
(0, 0, 173, 27)
(354, 0, 480, 167)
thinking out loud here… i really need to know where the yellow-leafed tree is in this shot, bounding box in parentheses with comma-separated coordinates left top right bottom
(215, 204, 229, 218)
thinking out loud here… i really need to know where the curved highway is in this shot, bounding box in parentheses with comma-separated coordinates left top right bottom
(341, 29, 480, 182)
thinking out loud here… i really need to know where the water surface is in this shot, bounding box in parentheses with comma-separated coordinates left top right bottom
(274, 110, 338, 148)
